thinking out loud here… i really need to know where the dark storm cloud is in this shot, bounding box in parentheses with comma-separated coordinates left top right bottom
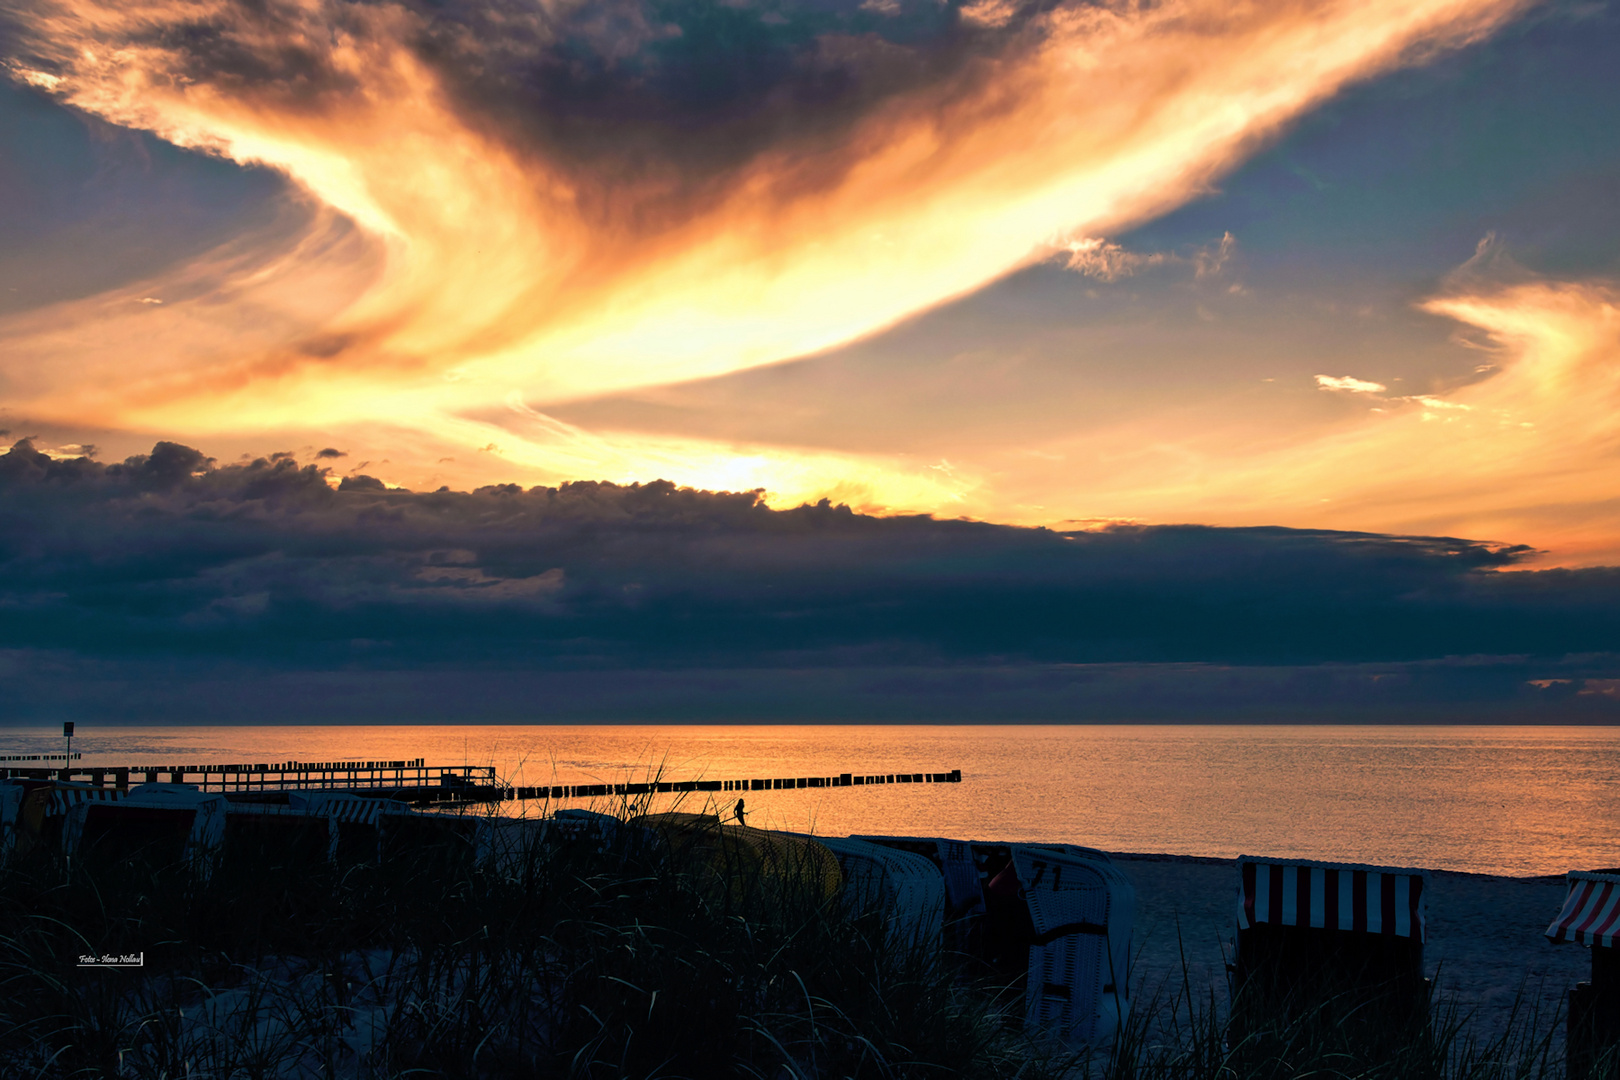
(4, 437, 1620, 667)
(409, 0, 999, 195)
(5, 0, 1021, 211)
(5, 438, 1620, 720)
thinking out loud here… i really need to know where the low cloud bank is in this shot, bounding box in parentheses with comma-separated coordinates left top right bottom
(3, 440, 1619, 721)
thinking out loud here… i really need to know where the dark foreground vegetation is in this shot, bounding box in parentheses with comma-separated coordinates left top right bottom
(0, 803, 1611, 1080)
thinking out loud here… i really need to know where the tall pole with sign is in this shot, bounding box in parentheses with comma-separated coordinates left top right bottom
(63, 721, 73, 764)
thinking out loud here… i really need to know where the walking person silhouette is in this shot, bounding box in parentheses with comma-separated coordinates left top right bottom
(733, 798, 747, 826)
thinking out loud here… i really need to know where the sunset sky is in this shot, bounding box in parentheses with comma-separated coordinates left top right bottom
(2, 0, 1619, 721)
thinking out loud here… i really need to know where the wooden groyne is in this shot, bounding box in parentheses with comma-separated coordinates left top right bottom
(520, 769, 962, 801)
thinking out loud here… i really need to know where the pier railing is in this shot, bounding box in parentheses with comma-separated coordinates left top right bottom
(0, 759, 502, 805)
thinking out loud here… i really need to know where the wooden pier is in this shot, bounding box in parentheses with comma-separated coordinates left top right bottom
(0, 759, 502, 806)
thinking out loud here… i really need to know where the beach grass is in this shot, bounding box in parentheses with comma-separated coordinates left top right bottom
(0, 796, 1037, 1078)
(0, 798, 1610, 1079)
(1105, 943, 1584, 1080)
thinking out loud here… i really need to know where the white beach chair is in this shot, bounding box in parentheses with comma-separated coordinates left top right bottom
(551, 807, 628, 852)
(810, 835, 946, 951)
(1012, 844, 1135, 1046)
(0, 781, 22, 864)
(850, 835, 985, 922)
(854, 834, 1135, 1048)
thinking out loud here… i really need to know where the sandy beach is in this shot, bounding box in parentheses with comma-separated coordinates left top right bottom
(1116, 853, 1590, 1044)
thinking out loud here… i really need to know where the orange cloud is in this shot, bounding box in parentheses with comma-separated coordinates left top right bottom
(3, 0, 1529, 458)
(980, 276, 1620, 565)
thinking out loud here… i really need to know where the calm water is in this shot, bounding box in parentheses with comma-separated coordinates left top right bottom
(7, 724, 1617, 877)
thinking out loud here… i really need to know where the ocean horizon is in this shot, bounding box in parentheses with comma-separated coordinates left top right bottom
(8, 723, 1616, 879)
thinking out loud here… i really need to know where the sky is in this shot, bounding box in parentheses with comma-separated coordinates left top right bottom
(1, 0, 1619, 721)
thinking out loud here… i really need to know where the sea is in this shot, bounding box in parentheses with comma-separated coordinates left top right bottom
(5, 724, 1617, 878)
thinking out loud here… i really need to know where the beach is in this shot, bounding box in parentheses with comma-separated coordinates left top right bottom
(1117, 853, 1589, 1044)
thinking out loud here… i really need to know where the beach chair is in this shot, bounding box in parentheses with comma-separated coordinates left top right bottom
(1546, 869, 1620, 1080)
(802, 835, 946, 952)
(1230, 857, 1429, 1049)
(378, 806, 480, 871)
(289, 792, 411, 864)
(474, 816, 549, 881)
(0, 781, 23, 865)
(223, 801, 343, 869)
(69, 783, 227, 879)
(4, 780, 67, 861)
(850, 836, 986, 939)
(551, 807, 629, 851)
(855, 835, 1134, 1047)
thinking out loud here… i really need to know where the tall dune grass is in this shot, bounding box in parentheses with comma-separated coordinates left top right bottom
(0, 796, 1038, 1078)
(0, 798, 1608, 1079)
(1102, 933, 1584, 1080)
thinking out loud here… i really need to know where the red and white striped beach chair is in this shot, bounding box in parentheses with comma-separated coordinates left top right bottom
(1547, 870, 1620, 1080)
(1550, 871, 1620, 949)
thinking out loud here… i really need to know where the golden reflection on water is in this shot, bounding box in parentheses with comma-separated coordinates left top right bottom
(14, 724, 1619, 877)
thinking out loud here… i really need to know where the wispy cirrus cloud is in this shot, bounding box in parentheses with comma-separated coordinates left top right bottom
(1314, 374, 1472, 412)
(1058, 232, 1235, 282)
(1315, 374, 1388, 394)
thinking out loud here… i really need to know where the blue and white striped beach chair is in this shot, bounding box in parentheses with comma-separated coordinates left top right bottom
(1231, 856, 1429, 1045)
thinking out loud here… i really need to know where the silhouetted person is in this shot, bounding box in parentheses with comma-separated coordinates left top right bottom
(983, 858, 1037, 999)
(733, 798, 747, 826)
